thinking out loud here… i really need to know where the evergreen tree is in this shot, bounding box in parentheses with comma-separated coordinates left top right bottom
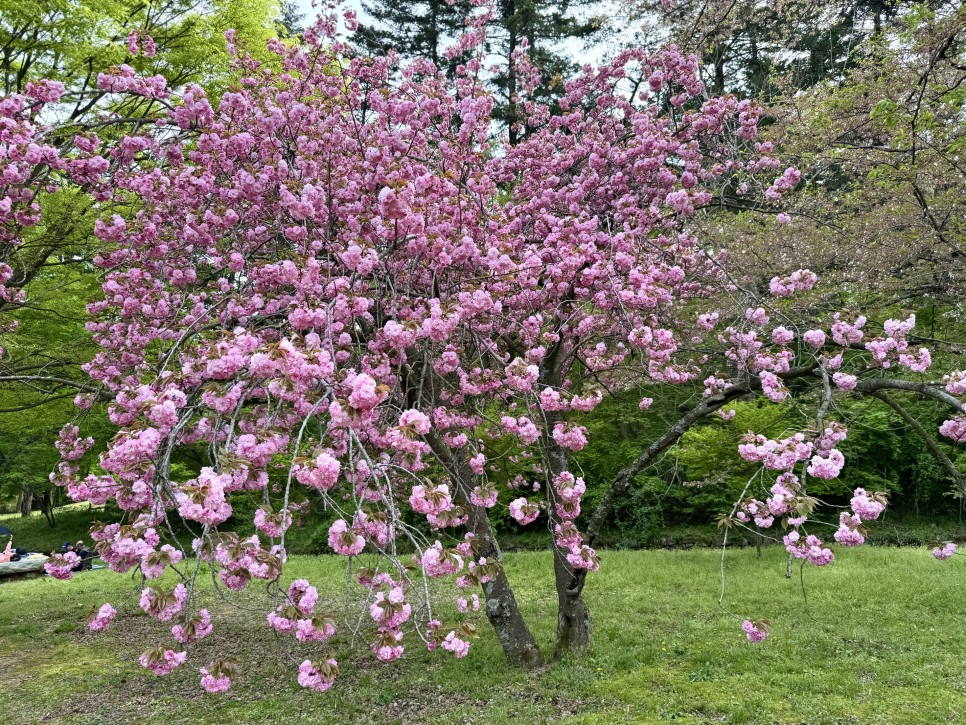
(491, 0, 604, 143)
(279, 0, 306, 37)
(352, 0, 606, 143)
(621, 0, 905, 98)
(353, 0, 474, 71)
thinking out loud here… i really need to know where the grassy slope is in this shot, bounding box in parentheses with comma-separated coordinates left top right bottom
(1, 547, 965, 724)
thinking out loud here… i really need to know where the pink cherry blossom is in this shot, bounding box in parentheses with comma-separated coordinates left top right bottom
(327, 519, 365, 556)
(88, 603, 116, 632)
(741, 620, 768, 642)
(173, 609, 213, 643)
(139, 583, 187, 622)
(140, 647, 187, 676)
(508, 498, 539, 525)
(940, 418, 966, 443)
(802, 329, 826, 348)
(850, 488, 886, 521)
(932, 542, 957, 560)
(199, 667, 232, 693)
(297, 658, 338, 692)
(44, 552, 80, 579)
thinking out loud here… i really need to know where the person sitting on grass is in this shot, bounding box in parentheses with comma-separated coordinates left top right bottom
(0, 537, 12, 563)
(74, 540, 93, 571)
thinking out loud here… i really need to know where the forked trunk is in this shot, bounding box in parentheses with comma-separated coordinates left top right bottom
(540, 395, 594, 658)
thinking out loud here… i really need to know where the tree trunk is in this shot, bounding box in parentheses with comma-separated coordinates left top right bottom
(480, 569, 545, 668)
(17, 487, 33, 517)
(424, 429, 544, 668)
(553, 547, 591, 657)
(41, 490, 56, 527)
(501, 0, 519, 145)
(542, 405, 593, 657)
(468, 505, 545, 668)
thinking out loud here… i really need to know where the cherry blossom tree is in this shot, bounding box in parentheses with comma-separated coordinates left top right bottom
(5, 2, 966, 693)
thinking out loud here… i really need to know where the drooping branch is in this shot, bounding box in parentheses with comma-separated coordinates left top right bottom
(581, 387, 743, 552)
(0, 375, 111, 398)
(582, 363, 819, 550)
(871, 391, 966, 497)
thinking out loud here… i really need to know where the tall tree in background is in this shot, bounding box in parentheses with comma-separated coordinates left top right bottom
(354, 0, 474, 71)
(489, 0, 605, 143)
(279, 0, 306, 36)
(352, 0, 606, 143)
(619, 0, 904, 97)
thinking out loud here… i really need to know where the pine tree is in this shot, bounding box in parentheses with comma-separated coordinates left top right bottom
(353, 0, 474, 72)
(352, 0, 606, 143)
(622, 0, 903, 98)
(491, 0, 604, 143)
(279, 0, 306, 37)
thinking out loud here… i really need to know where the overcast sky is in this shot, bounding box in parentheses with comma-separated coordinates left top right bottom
(294, 0, 364, 32)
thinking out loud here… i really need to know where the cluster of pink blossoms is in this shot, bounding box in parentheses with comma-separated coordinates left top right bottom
(88, 520, 160, 574)
(127, 30, 157, 58)
(833, 513, 866, 547)
(87, 604, 116, 632)
(139, 647, 187, 676)
(142, 545, 183, 579)
(732, 414, 894, 641)
(940, 418, 966, 444)
(806, 424, 848, 480)
(268, 580, 335, 643)
(367, 576, 411, 662)
(419, 541, 465, 578)
(199, 664, 232, 694)
(508, 497, 540, 525)
(736, 424, 887, 574)
(736, 473, 804, 529)
(253, 507, 292, 538)
(297, 659, 339, 693)
(742, 620, 768, 643)
(172, 609, 213, 644)
(139, 583, 187, 622)
(782, 531, 834, 566)
(327, 519, 366, 557)
(44, 552, 80, 579)
(769, 269, 817, 298)
(738, 434, 812, 471)
(206, 534, 284, 590)
(932, 542, 957, 560)
(174, 469, 233, 526)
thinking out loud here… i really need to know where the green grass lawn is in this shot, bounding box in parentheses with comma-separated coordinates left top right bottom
(1, 547, 965, 724)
